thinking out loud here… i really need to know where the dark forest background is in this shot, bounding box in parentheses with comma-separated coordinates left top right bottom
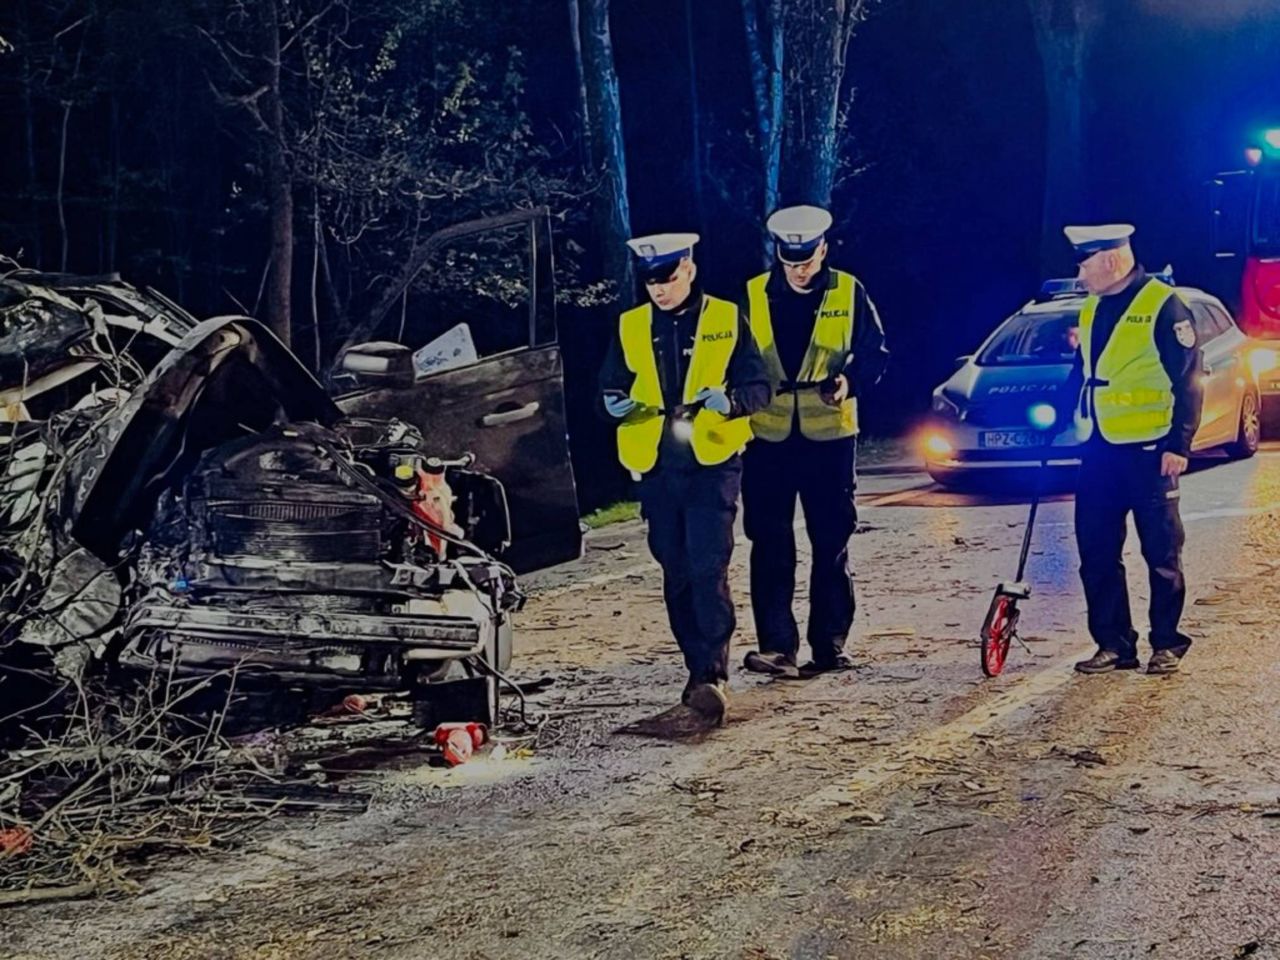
(2, 0, 1280, 509)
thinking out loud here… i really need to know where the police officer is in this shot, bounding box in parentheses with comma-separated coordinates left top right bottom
(1065, 224, 1203, 676)
(740, 206, 889, 679)
(597, 234, 771, 724)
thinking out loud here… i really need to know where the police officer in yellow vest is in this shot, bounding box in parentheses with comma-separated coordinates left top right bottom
(597, 233, 770, 724)
(1065, 224, 1203, 676)
(740, 206, 889, 679)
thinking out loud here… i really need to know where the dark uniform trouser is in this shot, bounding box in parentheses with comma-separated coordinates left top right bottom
(1075, 444, 1192, 658)
(637, 460, 741, 686)
(741, 433, 857, 661)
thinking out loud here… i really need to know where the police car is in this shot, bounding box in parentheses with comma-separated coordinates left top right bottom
(922, 273, 1262, 487)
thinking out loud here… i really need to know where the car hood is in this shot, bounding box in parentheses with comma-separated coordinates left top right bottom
(940, 360, 1074, 404)
(68, 316, 341, 560)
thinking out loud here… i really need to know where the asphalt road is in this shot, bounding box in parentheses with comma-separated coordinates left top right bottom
(6, 445, 1280, 960)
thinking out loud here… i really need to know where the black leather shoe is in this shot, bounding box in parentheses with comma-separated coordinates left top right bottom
(685, 681, 728, 725)
(795, 653, 856, 679)
(744, 650, 799, 677)
(1147, 648, 1186, 675)
(1074, 649, 1140, 674)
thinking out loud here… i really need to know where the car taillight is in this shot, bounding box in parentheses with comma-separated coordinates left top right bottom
(1252, 262, 1280, 319)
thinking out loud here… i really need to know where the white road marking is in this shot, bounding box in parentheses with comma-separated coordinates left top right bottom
(801, 652, 1083, 810)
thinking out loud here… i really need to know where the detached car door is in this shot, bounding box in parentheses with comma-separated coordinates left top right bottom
(330, 210, 582, 573)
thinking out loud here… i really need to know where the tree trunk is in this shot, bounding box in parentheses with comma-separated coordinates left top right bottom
(55, 22, 89, 273)
(742, 0, 785, 264)
(1029, 0, 1102, 274)
(18, 0, 41, 267)
(568, 0, 593, 170)
(778, 0, 863, 208)
(57, 100, 72, 272)
(578, 0, 633, 299)
(311, 193, 322, 370)
(316, 218, 345, 346)
(765, 0, 783, 215)
(106, 94, 120, 272)
(685, 0, 705, 235)
(261, 0, 293, 347)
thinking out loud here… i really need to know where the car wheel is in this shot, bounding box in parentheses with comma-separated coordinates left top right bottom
(1227, 388, 1262, 460)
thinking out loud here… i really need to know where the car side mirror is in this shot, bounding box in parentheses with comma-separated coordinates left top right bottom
(954, 355, 973, 370)
(339, 341, 415, 389)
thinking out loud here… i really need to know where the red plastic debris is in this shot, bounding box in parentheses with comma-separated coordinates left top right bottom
(342, 694, 368, 714)
(0, 827, 34, 857)
(433, 722, 488, 766)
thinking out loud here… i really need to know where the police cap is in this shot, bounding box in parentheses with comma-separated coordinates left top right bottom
(626, 233, 699, 282)
(767, 205, 833, 264)
(1064, 224, 1135, 262)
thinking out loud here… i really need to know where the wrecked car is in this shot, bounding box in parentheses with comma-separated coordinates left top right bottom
(2, 273, 523, 730)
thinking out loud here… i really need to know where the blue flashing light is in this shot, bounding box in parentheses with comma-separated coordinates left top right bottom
(1039, 278, 1085, 298)
(1028, 403, 1057, 430)
(1265, 129, 1280, 150)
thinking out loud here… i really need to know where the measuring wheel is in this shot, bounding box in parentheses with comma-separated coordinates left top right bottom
(980, 588, 1023, 678)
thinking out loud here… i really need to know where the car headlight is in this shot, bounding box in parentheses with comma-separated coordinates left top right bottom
(1249, 346, 1278, 379)
(923, 433, 954, 458)
(931, 391, 961, 419)
(1027, 402, 1057, 430)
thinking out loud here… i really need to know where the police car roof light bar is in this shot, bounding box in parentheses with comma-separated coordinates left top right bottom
(1036, 266, 1175, 302)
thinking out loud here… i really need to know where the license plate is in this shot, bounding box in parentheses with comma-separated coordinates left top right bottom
(979, 430, 1038, 449)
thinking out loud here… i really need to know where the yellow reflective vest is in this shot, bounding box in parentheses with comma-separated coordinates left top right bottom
(746, 269, 858, 442)
(615, 295, 755, 475)
(1078, 277, 1179, 445)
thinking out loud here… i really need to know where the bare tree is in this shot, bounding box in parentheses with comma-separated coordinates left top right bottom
(741, 0, 783, 262)
(743, 0, 867, 260)
(201, 0, 297, 346)
(1028, 0, 1104, 272)
(574, 0, 633, 299)
(568, 0, 593, 170)
(778, 0, 869, 207)
(260, 0, 293, 348)
(685, 0, 706, 235)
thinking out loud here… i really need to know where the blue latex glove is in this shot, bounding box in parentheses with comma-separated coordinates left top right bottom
(693, 387, 732, 415)
(603, 393, 637, 418)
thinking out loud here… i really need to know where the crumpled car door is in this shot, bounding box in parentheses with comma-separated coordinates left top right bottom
(330, 210, 582, 573)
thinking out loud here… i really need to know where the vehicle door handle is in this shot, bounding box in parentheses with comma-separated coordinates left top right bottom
(481, 401, 541, 427)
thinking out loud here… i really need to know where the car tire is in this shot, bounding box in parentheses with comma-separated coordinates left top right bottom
(926, 465, 958, 488)
(1226, 388, 1262, 460)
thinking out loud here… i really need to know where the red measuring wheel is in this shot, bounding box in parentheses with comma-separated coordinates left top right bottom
(980, 592, 1020, 678)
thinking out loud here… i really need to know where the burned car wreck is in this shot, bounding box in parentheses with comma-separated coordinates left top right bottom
(2, 272, 522, 732)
